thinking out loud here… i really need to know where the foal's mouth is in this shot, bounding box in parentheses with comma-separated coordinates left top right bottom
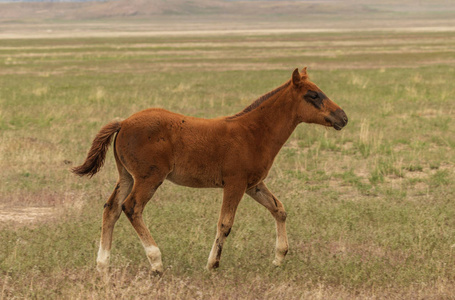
(325, 109, 348, 131)
(332, 122, 344, 131)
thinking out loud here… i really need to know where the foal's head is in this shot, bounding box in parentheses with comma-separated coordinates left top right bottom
(291, 68, 348, 130)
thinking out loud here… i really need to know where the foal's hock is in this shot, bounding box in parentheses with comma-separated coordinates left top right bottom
(73, 68, 348, 274)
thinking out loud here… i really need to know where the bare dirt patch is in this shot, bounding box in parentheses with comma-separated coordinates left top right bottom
(0, 205, 56, 225)
(0, 190, 85, 227)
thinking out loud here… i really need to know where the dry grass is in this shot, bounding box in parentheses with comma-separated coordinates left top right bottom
(2, 267, 455, 299)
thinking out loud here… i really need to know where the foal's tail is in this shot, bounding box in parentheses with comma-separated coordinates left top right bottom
(72, 119, 122, 177)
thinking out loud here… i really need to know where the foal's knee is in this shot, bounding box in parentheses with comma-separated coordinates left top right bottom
(274, 209, 287, 223)
(122, 199, 138, 220)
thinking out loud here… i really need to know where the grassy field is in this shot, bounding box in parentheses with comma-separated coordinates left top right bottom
(1, 28, 455, 299)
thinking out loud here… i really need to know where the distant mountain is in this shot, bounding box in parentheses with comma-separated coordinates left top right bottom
(0, 0, 374, 20)
(0, 0, 453, 21)
(0, 0, 106, 2)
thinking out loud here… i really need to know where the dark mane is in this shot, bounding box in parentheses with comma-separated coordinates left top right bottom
(228, 79, 291, 119)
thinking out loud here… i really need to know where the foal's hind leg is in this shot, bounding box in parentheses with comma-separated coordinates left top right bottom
(97, 169, 133, 272)
(246, 182, 288, 266)
(121, 176, 165, 274)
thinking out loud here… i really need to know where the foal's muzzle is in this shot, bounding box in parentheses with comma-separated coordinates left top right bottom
(325, 109, 348, 131)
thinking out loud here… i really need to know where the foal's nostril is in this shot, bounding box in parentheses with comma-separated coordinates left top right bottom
(340, 111, 348, 125)
(330, 109, 348, 129)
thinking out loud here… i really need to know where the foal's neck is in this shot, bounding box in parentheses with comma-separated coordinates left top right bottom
(236, 85, 300, 158)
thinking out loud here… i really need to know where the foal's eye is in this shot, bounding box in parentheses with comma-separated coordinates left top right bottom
(303, 90, 324, 109)
(310, 92, 319, 100)
(305, 90, 319, 100)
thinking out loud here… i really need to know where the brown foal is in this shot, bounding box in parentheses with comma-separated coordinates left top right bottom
(73, 68, 348, 273)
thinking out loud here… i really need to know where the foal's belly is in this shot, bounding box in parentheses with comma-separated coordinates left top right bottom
(166, 169, 224, 189)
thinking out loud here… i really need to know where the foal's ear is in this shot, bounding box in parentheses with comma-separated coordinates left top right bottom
(292, 68, 301, 87)
(301, 67, 308, 76)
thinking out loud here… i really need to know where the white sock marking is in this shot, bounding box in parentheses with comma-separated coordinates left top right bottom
(97, 242, 110, 266)
(144, 245, 163, 270)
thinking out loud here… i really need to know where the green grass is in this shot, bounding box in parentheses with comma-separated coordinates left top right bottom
(1, 28, 455, 299)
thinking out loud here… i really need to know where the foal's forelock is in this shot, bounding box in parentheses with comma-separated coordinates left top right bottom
(228, 80, 291, 119)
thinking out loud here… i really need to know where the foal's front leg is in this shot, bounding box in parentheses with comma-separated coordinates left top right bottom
(207, 185, 245, 270)
(246, 182, 288, 266)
